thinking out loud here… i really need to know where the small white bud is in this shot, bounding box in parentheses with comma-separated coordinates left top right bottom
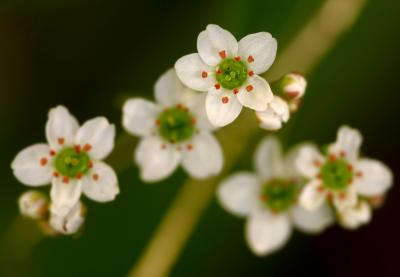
(49, 201, 86, 235)
(18, 190, 49, 219)
(256, 96, 290, 131)
(282, 72, 307, 100)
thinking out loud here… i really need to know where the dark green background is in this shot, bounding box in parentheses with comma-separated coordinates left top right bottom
(0, 0, 399, 276)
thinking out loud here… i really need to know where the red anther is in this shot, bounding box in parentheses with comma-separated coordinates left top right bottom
(40, 157, 48, 166)
(233, 88, 239, 94)
(327, 192, 333, 200)
(76, 173, 82, 180)
(356, 171, 363, 177)
(58, 138, 65, 145)
(191, 118, 197, 125)
(214, 83, 221, 90)
(88, 161, 93, 168)
(92, 174, 99, 181)
(234, 56, 241, 61)
(186, 144, 193, 151)
(53, 172, 59, 177)
(347, 164, 353, 171)
(219, 50, 226, 59)
(74, 145, 81, 153)
(313, 160, 322, 167)
(248, 71, 254, 77)
(260, 195, 267, 202)
(201, 71, 208, 78)
(63, 176, 69, 184)
(339, 192, 347, 200)
(161, 144, 167, 150)
(176, 103, 183, 109)
(155, 119, 160, 125)
(286, 91, 299, 99)
(222, 96, 229, 104)
(347, 177, 353, 184)
(217, 69, 222, 74)
(50, 150, 56, 156)
(247, 55, 254, 63)
(83, 144, 92, 152)
(317, 185, 325, 192)
(329, 154, 337, 162)
(340, 151, 347, 158)
(316, 173, 322, 179)
(246, 85, 253, 92)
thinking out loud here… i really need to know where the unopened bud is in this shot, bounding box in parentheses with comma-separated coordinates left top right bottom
(256, 96, 290, 131)
(18, 190, 49, 220)
(49, 201, 86, 235)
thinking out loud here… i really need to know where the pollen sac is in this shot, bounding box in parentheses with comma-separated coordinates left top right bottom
(157, 106, 195, 143)
(54, 148, 91, 178)
(320, 158, 353, 190)
(215, 58, 248, 90)
(261, 179, 299, 213)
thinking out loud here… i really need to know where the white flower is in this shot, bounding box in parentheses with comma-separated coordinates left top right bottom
(217, 137, 333, 256)
(49, 201, 86, 235)
(256, 96, 290, 131)
(338, 200, 371, 229)
(122, 68, 223, 182)
(296, 125, 393, 227)
(18, 190, 49, 219)
(175, 24, 276, 127)
(11, 106, 119, 217)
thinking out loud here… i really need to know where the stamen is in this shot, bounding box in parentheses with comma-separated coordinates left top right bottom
(219, 50, 226, 59)
(155, 119, 160, 125)
(247, 55, 254, 63)
(329, 154, 337, 162)
(356, 171, 363, 177)
(222, 96, 229, 104)
(58, 138, 65, 145)
(234, 56, 241, 61)
(88, 161, 93, 168)
(214, 83, 221, 90)
(63, 176, 69, 184)
(40, 157, 48, 166)
(317, 185, 325, 192)
(186, 144, 193, 151)
(339, 192, 346, 200)
(74, 145, 81, 153)
(53, 172, 59, 177)
(313, 160, 322, 167)
(92, 174, 99, 181)
(176, 104, 183, 109)
(246, 85, 253, 92)
(50, 150, 56, 156)
(76, 173, 82, 179)
(233, 88, 239, 94)
(248, 71, 254, 77)
(161, 144, 167, 150)
(201, 71, 208, 78)
(217, 69, 222, 74)
(191, 118, 196, 125)
(340, 151, 347, 158)
(347, 164, 353, 171)
(83, 144, 92, 152)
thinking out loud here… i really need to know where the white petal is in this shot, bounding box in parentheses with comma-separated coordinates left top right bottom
(339, 201, 371, 230)
(328, 125, 362, 163)
(254, 136, 284, 181)
(299, 180, 326, 211)
(75, 117, 116, 160)
(184, 93, 216, 131)
(284, 143, 310, 178)
(50, 178, 82, 217)
(122, 98, 160, 137)
(181, 132, 223, 179)
(175, 53, 214, 91)
(11, 144, 53, 186)
(217, 172, 262, 217)
(154, 68, 185, 106)
(353, 158, 393, 196)
(50, 201, 85, 235)
(82, 161, 119, 202)
(18, 190, 49, 219)
(290, 204, 334, 234)
(205, 87, 242, 127)
(45, 105, 79, 150)
(135, 136, 181, 182)
(236, 76, 273, 111)
(295, 144, 324, 178)
(245, 211, 291, 256)
(238, 32, 277, 74)
(197, 24, 238, 66)
(256, 96, 289, 131)
(332, 186, 358, 212)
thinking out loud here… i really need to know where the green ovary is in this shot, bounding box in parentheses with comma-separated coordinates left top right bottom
(157, 107, 195, 143)
(54, 148, 91, 178)
(320, 159, 353, 190)
(261, 180, 299, 213)
(215, 58, 248, 89)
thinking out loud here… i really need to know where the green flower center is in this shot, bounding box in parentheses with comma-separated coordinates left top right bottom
(54, 148, 91, 178)
(261, 179, 299, 213)
(216, 58, 248, 89)
(157, 106, 195, 143)
(320, 158, 353, 191)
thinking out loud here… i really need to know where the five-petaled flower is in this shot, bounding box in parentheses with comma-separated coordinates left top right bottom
(217, 137, 333, 256)
(122, 68, 223, 182)
(11, 106, 120, 217)
(296, 125, 393, 229)
(175, 24, 277, 127)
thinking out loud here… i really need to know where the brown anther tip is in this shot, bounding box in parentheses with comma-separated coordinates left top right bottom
(219, 50, 226, 59)
(221, 96, 229, 104)
(58, 138, 65, 145)
(233, 88, 239, 94)
(40, 157, 48, 166)
(247, 55, 254, 63)
(246, 85, 253, 92)
(214, 83, 221, 90)
(74, 145, 81, 153)
(92, 174, 99, 181)
(234, 56, 241, 61)
(201, 71, 208, 78)
(83, 144, 92, 152)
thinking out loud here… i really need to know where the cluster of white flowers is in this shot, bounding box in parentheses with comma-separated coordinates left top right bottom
(10, 23, 392, 250)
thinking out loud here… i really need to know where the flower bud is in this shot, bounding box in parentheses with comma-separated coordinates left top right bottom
(18, 190, 49, 220)
(281, 72, 307, 100)
(338, 201, 371, 230)
(49, 201, 86, 235)
(256, 96, 290, 131)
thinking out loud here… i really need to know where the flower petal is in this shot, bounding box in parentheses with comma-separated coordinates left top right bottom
(175, 53, 214, 92)
(50, 201, 85, 235)
(353, 158, 393, 196)
(154, 68, 185, 106)
(50, 178, 82, 217)
(205, 87, 242, 127)
(254, 136, 284, 181)
(284, 143, 310, 178)
(332, 186, 358, 212)
(238, 32, 277, 74)
(135, 136, 181, 182)
(290, 204, 334, 234)
(75, 117, 115, 160)
(328, 125, 362, 162)
(256, 96, 289, 131)
(217, 172, 262, 217)
(11, 144, 53, 186)
(181, 132, 223, 179)
(45, 105, 79, 150)
(299, 180, 326, 211)
(339, 201, 371, 230)
(123, 98, 160, 137)
(295, 144, 324, 178)
(82, 161, 119, 202)
(236, 76, 272, 111)
(197, 24, 238, 66)
(185, 93, 216, 131)
(245, 211, 291, 256)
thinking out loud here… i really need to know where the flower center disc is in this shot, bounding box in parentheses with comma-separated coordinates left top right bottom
(320, 159, 353, 190)
(261, 179, 298, 213)
(157, 106, 195, 143)
(54, 148, 91, 178)
(216, 58, 248, 89)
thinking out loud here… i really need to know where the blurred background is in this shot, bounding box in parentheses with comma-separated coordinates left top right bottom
(0, 0, 399, 276)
